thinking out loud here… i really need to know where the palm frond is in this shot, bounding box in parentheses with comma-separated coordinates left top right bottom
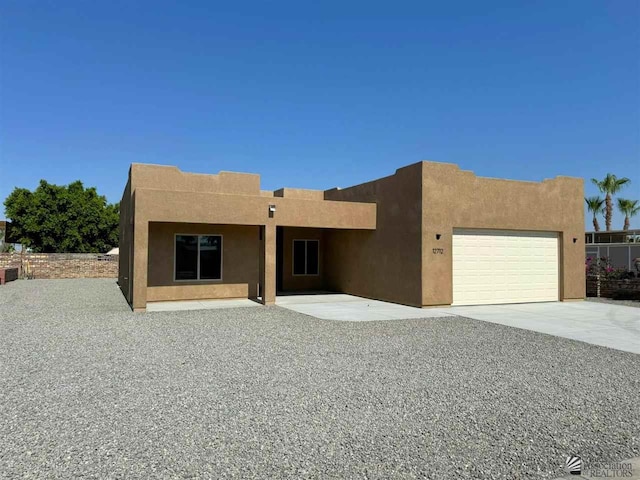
(618, 198, 640, 216)
(592, 174, 630, 193)
(590, 178, 604, 192)
(585, 196, 605, 213)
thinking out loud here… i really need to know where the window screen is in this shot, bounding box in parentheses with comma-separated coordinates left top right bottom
(175, 235, 198, 280)
(306, 240, 319, 275)
(199, 235, 222, 280)
(293, 240, 306, 275)
(175, 234, 222, 281)
(292, 239, 319, 275)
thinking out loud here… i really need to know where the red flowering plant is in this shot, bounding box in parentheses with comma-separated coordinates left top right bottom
(585, 256, 629, 279)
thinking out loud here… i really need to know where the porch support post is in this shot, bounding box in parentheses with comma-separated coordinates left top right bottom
(261, 223, 276, 305)
(132, 217, 148, 312)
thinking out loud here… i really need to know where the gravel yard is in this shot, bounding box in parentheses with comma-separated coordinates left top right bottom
(1, 279, 639, 479)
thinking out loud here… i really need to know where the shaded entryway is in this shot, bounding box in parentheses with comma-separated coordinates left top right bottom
(276, 226, 335, 295)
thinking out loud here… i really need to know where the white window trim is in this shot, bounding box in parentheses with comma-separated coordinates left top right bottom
(292, 239, 320, 276)
(173, 233, 223, 282)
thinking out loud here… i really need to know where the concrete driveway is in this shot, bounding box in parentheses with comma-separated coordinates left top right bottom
(277, 295, 640, 354)
(447, 301, 640, 354)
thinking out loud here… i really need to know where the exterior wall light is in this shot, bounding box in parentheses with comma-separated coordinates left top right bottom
(573, 238, 577, 243)
(269, 205, 276, 213)
(436, 234, 441, 240)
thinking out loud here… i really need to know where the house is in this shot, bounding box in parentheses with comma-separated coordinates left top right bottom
(119, 161, 585, 312)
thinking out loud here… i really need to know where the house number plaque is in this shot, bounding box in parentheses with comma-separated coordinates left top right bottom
(432, 248, 444, 254)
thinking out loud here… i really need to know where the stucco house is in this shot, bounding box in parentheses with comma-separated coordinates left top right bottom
(119, 161, 585, 312)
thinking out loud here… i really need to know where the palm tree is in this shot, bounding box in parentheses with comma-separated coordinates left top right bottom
(616, 199, 640, 230)
(591, 174, 631, 231)
(584, 196, 605, 231)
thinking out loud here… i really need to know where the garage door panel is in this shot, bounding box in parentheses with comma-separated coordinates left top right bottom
(452, 229, 559, 306)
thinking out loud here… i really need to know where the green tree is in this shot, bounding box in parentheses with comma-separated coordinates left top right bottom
(591, 174, 630, 231)
(616, 198, 640, 231)
(4, 180, 119, 253)
(584, 196, 605, 232)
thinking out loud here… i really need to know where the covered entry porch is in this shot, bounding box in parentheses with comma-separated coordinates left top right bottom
(276, 226, 336, 295)
(130, 187, 376, 311)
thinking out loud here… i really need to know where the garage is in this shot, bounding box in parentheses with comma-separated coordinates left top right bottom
(452, 229, 559, 306)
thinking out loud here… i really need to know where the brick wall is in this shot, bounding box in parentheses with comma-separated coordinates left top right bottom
(0, 253, 118, 279)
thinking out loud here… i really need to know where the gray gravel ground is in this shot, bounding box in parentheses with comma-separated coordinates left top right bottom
(1, 279, 639, 479)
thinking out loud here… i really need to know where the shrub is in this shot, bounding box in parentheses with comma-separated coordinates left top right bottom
(585, 256, 631, 279)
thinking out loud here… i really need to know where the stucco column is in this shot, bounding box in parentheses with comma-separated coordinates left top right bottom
(260, 223, 276, 305)
(132, 218, 148, 312)
(561, 231, 586, 300)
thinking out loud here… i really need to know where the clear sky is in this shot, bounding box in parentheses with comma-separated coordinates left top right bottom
(1, 0, 639, 229)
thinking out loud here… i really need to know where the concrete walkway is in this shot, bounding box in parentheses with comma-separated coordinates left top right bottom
(446, 301, 640, 354)
(146, 298, 261, 312)
(275, 294, 455, 321)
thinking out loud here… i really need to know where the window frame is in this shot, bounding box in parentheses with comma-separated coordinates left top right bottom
(292, 239, 320, 276)
(173, 233, 223, 282)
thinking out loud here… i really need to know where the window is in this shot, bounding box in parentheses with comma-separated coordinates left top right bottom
(175, 235, 222, 281)
(292, 239, 319, 276)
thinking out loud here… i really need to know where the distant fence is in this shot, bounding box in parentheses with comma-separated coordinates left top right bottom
(585, 244, 640, 271)
(0, 253, 118, 279)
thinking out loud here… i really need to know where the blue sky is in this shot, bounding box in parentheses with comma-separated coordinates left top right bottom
(1, 0, 639, 229)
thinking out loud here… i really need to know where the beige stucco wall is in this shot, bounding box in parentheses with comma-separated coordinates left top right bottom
(274, 188, 325, 201)
(130, 163, 261, 196)
(324, 163, 424, 307)
(118, 176, 132, 304)
(134, 189, 377, 229)
(146, 222, 260, 302)
(281, 227, 327, 291)
(420, 162, 585, 305)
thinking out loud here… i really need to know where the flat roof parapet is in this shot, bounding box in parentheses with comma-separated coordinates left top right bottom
(273, 188, 325, 201)
(130, 163, 261, 196)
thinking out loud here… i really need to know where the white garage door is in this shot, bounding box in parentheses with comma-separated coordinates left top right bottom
(452, 229, 559, 306)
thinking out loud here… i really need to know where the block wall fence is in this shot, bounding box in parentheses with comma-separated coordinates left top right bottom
(0, 253, 118, 279)
(586, 276, 640, 298)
